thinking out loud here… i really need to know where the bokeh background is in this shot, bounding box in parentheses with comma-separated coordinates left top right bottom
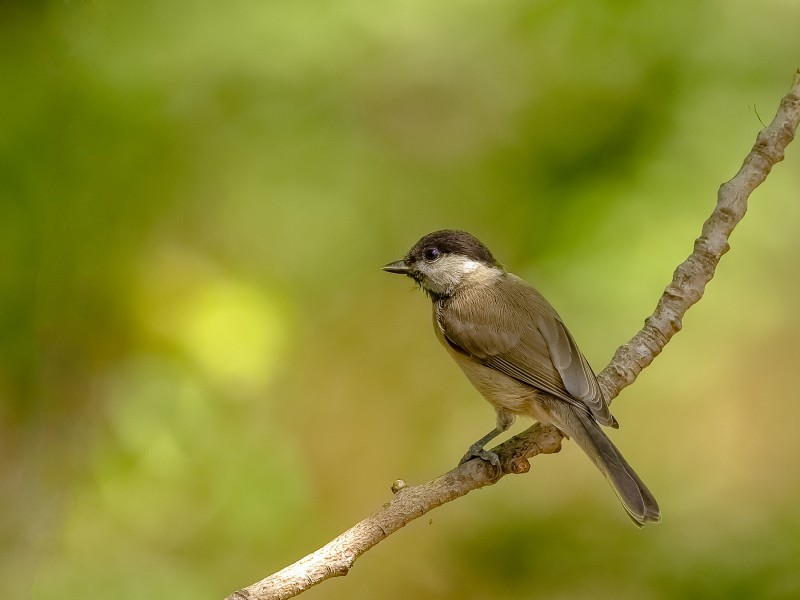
(2, 1, 800, 599)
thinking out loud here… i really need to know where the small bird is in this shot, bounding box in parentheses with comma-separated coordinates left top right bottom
(383, 229, 660, 526)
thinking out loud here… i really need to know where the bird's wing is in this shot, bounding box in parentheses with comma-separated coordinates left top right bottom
(438, 274, 614, 425)
(537, 313, 616, 426)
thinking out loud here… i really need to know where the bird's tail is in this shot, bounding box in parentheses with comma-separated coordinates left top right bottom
(558, 403, 661, 526)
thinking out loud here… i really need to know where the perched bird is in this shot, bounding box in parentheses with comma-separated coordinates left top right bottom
(383, 229, 660, 526)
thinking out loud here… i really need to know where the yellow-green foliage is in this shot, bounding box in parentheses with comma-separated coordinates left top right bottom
(2, 2, 799, 599)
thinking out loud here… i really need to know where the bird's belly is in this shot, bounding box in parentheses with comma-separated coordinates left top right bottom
(446, 347, 552, 423)
(432, 308, 553, 423)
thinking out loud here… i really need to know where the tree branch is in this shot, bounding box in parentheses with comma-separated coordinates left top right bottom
(598, 69, 800, 402)
(225, 70, 800, 600)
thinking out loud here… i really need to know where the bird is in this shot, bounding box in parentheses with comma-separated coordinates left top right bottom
(383, 229, 660, 526)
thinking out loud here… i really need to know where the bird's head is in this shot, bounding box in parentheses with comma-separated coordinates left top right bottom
(383, 229, 501, 300)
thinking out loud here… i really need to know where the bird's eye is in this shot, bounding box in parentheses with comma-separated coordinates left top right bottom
(423, 247, 441, 262)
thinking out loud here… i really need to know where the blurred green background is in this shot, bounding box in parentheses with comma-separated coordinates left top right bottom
(2, 1, 799, 598)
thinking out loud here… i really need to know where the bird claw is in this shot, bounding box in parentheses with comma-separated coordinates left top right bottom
(459, 445, 502, 472)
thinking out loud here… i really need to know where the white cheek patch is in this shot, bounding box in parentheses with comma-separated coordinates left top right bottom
(418, 255, 500, 297)
(439, 255, 481, 274)
(460, 259, 480, 273)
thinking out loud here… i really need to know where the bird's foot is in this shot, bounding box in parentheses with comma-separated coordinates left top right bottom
(458, 444, 501, 472)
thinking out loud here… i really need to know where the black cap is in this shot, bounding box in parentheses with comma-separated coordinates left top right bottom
(406, 230, 498, 266)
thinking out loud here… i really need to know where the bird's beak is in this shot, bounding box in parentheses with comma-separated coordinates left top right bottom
(382, 260, 410, 275)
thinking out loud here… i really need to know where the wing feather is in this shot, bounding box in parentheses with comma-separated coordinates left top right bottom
(439, 273, 614, 425)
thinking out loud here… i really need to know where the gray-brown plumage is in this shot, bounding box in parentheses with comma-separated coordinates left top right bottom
(384, 229, 660, 526)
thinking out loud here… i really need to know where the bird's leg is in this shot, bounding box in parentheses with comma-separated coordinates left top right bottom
(458, 410, 515, 470)
(459, 428, 504, 468)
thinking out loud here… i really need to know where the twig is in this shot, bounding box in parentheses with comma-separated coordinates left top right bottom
(225, 70, 800, 600)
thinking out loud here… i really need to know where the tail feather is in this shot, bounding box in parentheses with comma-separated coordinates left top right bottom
(561, 405, 660, 526)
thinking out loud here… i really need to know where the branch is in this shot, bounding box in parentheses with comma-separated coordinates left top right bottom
(226, 424, 563, 600)
(225, 70, 800, 600)
(597, 69, 800, 403)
